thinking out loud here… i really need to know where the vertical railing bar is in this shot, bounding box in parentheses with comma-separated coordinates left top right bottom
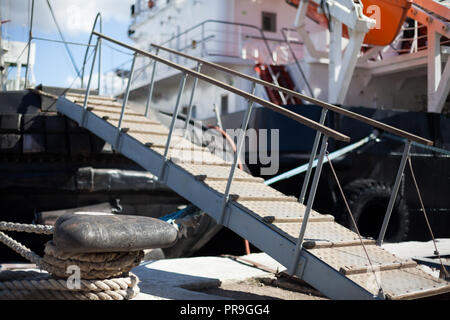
(217, 82, 257, 226)
(201, 23, 206, 57)
(183, 62, 202, 136)
(299, 108, 328, 204)
(117, 52, 138, 130)
(290, 134, 329, 275)
(280, 28, 314, 97)
(377, 140, 412, 246)
(81, 37, 100, 127)
(160, 73, 188, 179)
(24, 0, 35, 88)
(144, 48, 159, 117)
(97, 37, 102, 94)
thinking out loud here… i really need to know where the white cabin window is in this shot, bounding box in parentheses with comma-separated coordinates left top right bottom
(262, 12, 277, 33)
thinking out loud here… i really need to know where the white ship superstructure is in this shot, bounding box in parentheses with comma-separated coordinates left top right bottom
(126, 0, 450, 118)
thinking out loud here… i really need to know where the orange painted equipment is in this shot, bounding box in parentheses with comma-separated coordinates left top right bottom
(285, 0, 412, 46)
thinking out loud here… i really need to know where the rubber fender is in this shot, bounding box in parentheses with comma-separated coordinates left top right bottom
(0, 134, 21, 153)
(69, 133, 91, 157)
(0, 114, 21, 133)
(22, 114, 45, 133)
(46, 134, 68, 154)
(44, 115, 66, 133)
(53, 213, 179, 253)
(341, 179, 409, 242)
(23, 134, 45, 153)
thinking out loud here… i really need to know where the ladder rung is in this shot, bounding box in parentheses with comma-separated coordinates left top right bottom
(302, 239, 376, 249)
(339, 260, 417, 276)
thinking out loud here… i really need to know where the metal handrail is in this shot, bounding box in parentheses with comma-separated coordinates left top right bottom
(151, 42, 433, 147)
(81, 13, 102, 89)
(92, 31, 349, 142)
(156, 19, 289, 103)
(280, 27, 314, 97)
(158, 19, 275, 61)
(150, 39, 435, 248)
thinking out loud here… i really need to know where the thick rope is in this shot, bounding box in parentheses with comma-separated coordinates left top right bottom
(43, 241, 143, 279)
(0, 222, 142, 300)
(325, 152, 384, 296)
(407, 157, 449, 278)
(0, 221, 54, 235)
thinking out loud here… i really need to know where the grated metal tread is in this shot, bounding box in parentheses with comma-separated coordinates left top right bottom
(274, 221, 370, 244)
(204, 180, 298, 202)
(175, 163, 264, 183)
(348, 267, 450, 299)
(237, 200, 335, 222)
(89, 105, 142, 116)
(56, 94, 450, 300)
(131, 132, 197, 148)
(153, 147, 232, 166)
(92, 110, 162, 126)
(66, 93, 117, 102)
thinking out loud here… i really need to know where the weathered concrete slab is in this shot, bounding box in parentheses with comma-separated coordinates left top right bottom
(133, 253, 284, 300)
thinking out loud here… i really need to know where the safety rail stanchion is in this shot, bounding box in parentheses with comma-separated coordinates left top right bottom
(290, 135, 329, 275)
(144, 48, 159, 117)
(24, 0, 35, 88)
(81, 38, 100, 127)
(217, 82, 257, 226)
(280, 27, 314, 98)
(81, 13, 102, 89)
(377, 140, 412, 245)
(160, 73, 188, 180)
(92, 32, 350, 143)
(150, 41, 433, 147)
(97, 37, 102, 93)
(299, 108, 328, 204)
(201, 24, 206, 57)
(115, 52, 137, 150)
(183, 62, 203, 137)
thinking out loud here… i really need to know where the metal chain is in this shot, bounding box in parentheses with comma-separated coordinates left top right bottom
(407, 157, 449, 278)
(325, 152, 384, 296)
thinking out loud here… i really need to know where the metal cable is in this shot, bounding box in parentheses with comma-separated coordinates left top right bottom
(407, 157, 449, 278)
(46, 0, 81, 77)
(325, 151, 384, 295)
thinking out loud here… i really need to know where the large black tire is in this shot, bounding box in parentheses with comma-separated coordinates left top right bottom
(339, 179, 410, 242)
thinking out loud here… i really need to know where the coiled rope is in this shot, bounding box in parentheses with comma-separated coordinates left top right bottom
(0, 222, 142, 300)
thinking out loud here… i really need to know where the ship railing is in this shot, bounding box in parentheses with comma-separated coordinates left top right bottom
(129, 20, 305, 104)
(148, 41, 434, 248)
(82, 31, 432, 276)
(83, 31, 351, 273)
(22, 3, 102, 91)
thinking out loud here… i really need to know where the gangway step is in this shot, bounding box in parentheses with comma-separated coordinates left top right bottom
(54, 93, 450, 300)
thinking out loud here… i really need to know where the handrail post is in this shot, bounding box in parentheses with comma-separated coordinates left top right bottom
(144, 48, 159, 117)
(377, 140, 412, 245)
(183, 62, 202, 136)
(217, 82, 257, 226)
(24, 0, 35, 89)
(97, 37, 102, 94)
(81, 37, 99, 127)
(115, 52, 137, 150)
(201, 23, 206, 57)
(299, 108, 328, 204)
(81, 13, 102, 88)
(290, 134, 329, 276)
(280, 28, 314, 97)
(160, 73, 188, 180)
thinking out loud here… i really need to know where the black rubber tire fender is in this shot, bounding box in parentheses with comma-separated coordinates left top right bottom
(340, 179, 410, 242)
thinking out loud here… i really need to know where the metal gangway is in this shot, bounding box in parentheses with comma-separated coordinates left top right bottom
(50, 30, 450, 300)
